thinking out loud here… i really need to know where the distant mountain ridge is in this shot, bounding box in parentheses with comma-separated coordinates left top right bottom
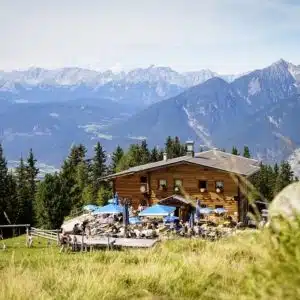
(1, 59, 300, 176)
(0, 65, 239, 88)
(0, 65, 240, 107)
(104, 59, 300, 164)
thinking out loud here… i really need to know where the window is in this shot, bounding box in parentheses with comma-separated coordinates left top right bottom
(140, 176, 147, 183)
(158, 179, 167, 190)
(199, 180, 207, 190)
(215, 181, 224, 192)
(200, 204, 207, 208)
(174, 179, 183, 187)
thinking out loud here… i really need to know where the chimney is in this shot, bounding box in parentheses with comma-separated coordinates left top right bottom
(163, 152, 168, 161)
(186, 141, 195, 157)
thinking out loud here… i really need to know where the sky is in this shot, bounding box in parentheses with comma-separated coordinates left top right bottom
(0, 0, 300, 74)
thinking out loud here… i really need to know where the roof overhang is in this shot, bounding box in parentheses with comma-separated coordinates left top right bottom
(99, 155, 260, 181)
(158, 194, 194, 207)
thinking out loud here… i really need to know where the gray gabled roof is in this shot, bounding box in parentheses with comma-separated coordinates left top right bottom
(159, 194, 193, 206)
(101, 150, 260, 180)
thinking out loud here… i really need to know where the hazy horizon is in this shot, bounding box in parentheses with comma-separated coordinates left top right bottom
(1, 0, 299, 73)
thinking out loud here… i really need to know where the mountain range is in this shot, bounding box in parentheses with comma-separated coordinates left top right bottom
(0, 66, 239, 107)
(0, 59, 299, 176)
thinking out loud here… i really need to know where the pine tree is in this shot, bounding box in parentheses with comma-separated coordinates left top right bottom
(150, 147, 160, 162)
(274, 161, 294, 195)
(15, 157, 32, 224)
(25, 149, 39, 225)
(82, 184, 94, 205)
(96, 186, 113, 207)
(139, 140, 150, 164)
(231, 146, 239, 155)
(110, 145, 124, 173)
(0, 144, 9, 225)
(158, 149, 164, 161)
(5, 172, 18, 224)
(173, 136, 184, 158)
(274, 163, 279, 177)
(60, 144, 88, 214)
(243, 146, 251, 158)
(92, 142, 107, 181)
(165, 136, 174, 159)
(250, 163, 275, 201)
(35, 173, 68, 229)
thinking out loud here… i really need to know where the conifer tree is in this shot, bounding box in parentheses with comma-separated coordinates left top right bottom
(92, 142, 107, 181)
(35, 173, 68, 229)
(82, 184, 94, 205)
(139, 140, 150, 164)
(0, 144, 9, 225)
(150, 147, 159, 162)
(243, 146, 251, 158)
(5, 172, 18, 224)
(274, 161, 294, 195)
(110, 145, 124, 173)
(96, 186, 113, 207)
(231, 146, 239, 155)
(15, 157, 31, 224)
(25, 149, 39, 224)
(165, 136, 174, 159)
(173, 136, 185, 157)
(60, 144, 88, 214)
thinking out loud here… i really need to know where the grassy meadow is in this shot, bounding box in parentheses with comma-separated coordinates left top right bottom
(0, 226, 300, 300)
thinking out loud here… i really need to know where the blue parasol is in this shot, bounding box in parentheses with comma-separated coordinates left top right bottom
(139, 204, 176, 217)
(92, 203, 123, 215)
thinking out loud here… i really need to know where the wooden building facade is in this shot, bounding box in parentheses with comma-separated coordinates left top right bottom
(102, 144, 260, 223)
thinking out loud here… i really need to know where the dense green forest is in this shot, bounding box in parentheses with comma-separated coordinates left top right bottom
(0, 137, 298, 229)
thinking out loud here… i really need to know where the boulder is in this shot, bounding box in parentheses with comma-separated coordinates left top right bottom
(269, 182, 300, 220)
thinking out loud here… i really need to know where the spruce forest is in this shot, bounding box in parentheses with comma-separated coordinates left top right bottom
(0, 137, 298, 230)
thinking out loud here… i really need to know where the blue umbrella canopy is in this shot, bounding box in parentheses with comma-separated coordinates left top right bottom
(139, 204, 176, 217)
(92, 203, 123, 215)
(83, 204, 98, 211)
(199, 207, 213, 215)
(163, 215, 179, 223)
(214, 208, 227, 214)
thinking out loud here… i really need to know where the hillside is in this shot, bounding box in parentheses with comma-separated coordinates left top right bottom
(1, 225, 300, 300)
(105, 59, 300, 164)
(0, 59, 300, 170)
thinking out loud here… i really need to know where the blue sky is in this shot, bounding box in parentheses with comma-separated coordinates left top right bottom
(0, 0, 299, 73)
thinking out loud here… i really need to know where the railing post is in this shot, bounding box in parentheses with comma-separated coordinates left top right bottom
(81, 232, 84, 252)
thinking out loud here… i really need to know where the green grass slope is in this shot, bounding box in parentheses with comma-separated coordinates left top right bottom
(0, 227, 299, 300)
